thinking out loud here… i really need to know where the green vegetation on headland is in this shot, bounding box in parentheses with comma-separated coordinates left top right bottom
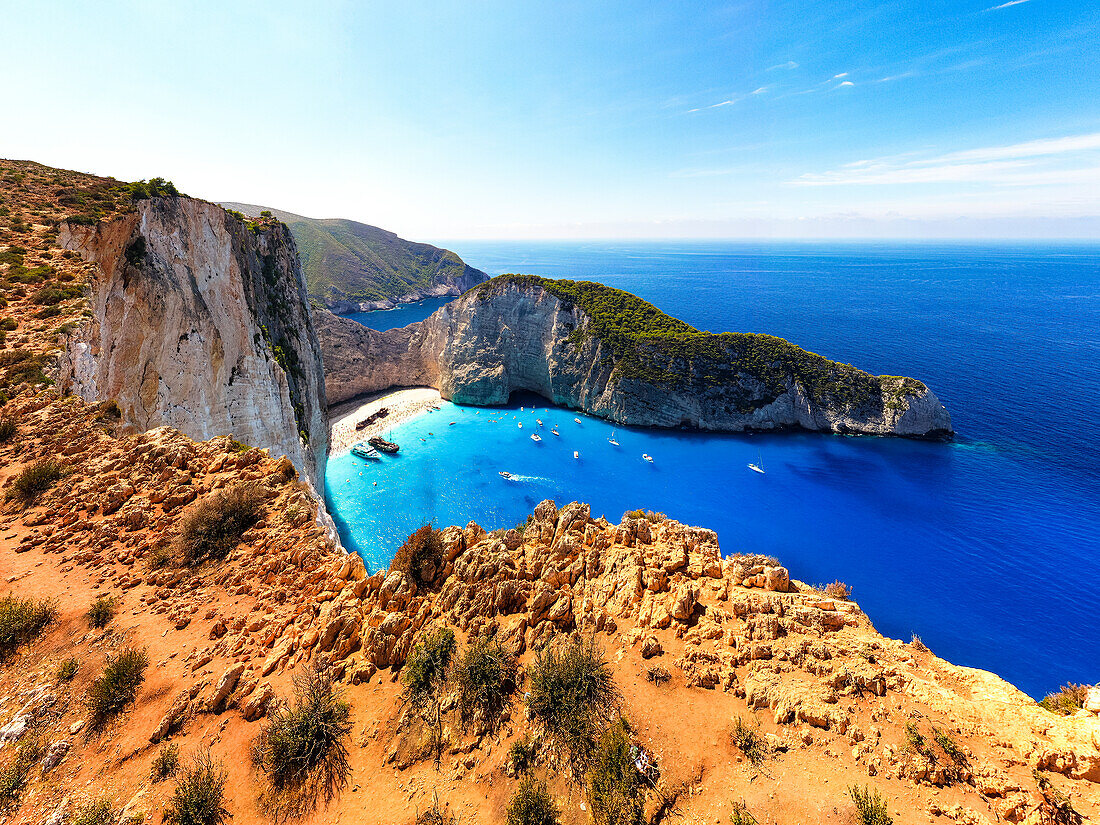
(475, 274, 928, 410)
(220, 203, 487, 307)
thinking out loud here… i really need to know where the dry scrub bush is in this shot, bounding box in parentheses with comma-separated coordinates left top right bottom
(72, 800, 114, 825)
(586, 719, 644, 825)
(528, 635, 619, 774)
(401, 626, 455, 764)
(0, 417, 16, 443)
(56, 657, 78, 682)
(0, 739, 42, 811)
(6, 458, 64, 505)
(152, 742, 181, 782)
(729, 802, 759, 825)
(506, 775, 560, 825)
(162, 750, 230, 825)
(176, 485, 263, 566)
(731, 716, 769, 767)
(1040, 684, 1090, 716)
(390, 524, 443, 587)
(848, 784, 892, 825)
(252, 669, 352, 821)
(87, 647, 148, 730)
(86, 594, 119, 629)
(454, 636, 517, 734)
(0, 594, 55, 660)
(824, 580, 851, 600)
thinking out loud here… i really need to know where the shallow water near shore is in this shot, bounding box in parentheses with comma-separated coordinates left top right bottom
(325, 241, 1100, 698)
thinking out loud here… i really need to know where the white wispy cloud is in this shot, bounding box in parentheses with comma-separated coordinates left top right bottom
(767, 61, 799, 71)
(788, 132, 1100, 187)
(834, 80, 855, 88)
(832, 73, 849, 79)
(751, 86, 768, 95)
(987, 0, 1030, 9)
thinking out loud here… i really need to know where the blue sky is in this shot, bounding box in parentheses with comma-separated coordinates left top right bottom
(3, 1, 1099, 239)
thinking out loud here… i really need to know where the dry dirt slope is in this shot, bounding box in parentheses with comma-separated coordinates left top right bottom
(0, 159, 1098, 825)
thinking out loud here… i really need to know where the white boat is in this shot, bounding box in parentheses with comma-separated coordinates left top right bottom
(531, 433, 542, 442)
(642, 454, 653, 462)
(537, 419, 543, 426)
(499, 471, 512, 479)
(574, 417, 582, 424)
(518, 422, 523, 429)
(551, 428, 560, 436)
(573, 450, 580, 459)
(748, 463, 765, 474)
(351, 443, 380, 460)
(608, 429, 619, 447)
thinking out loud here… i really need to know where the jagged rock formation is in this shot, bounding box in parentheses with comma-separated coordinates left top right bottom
(57, 197, 329, 490)
(220, 202, 489, 311)
(316, 276, 952, 437)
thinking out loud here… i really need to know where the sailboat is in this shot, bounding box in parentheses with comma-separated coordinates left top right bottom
(747, 452, 765, 474)
(608, 429, 619, 447)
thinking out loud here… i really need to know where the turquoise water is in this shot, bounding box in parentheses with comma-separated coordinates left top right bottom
(326, 242, 1100, 698)
(343, 296, 454, 330)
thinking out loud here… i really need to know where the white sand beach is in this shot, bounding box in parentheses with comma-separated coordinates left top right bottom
(328, 387, 442, 456)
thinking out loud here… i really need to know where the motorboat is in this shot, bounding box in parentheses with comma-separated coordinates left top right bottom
(573, 450, 580, 459)
(518, 422, 523, 429)
(642, 454, 653, 462)
(351, 443, 380, 460)
(499, 471, 512, 479)
(574, 417, 582, 424)
(551, 428, 560, 436)
(537, 419, 543, 426)
(531, 433, 542, 442)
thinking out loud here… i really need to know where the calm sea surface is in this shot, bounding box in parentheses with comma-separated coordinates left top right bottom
(324, 241, 1100, 698)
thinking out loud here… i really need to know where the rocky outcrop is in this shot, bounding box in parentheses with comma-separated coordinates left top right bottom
(316, 277, 952, 437)
(57, 198, 329, 490)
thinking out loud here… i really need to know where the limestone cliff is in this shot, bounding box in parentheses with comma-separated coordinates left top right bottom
(316, 276, 952, 437)
(57, 197, 329, 490)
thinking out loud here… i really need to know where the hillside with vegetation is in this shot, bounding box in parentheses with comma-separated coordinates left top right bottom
(221, 203, 488, 311)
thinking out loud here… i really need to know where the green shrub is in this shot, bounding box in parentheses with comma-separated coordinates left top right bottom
(87, 646, 148, 729)
(848, 785, 892, 825)
(506, 775, 560, 825)
(586, 719, 643, 825)
(932, 726, 965, 764)
(454, 636, 517, 733)
(72, 799, 114, 825)
(1039, 684, 1089, 716)
(731, 716, 769, 766)
(0, 417, 17, 443)
(0, 594, 56, 660)
(56, 656, 79, 681)
(729, 802, 759, 825)
(152, 742, 181, 782)
(86, 594, 119, 629)
(904, 721, 928, 756)
(0, 318, 15, 331)
(390, 524, 443, 586)
(128, 178, 179, 200)
(623, 509, 665, 523)
(509, 737, 537, 775)
(162, 750, 229, 825)
(0, 739, 41, 810)
(401, 626, 455, 764)
(527, 635, 619, 772)
(176, 485, 263, 565)
(252, 669, 352, 820)
(6, 459, 65, 505)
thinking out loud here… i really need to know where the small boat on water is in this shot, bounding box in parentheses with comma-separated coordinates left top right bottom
(351, 443, 381, 460)
(518, 422, 523, 429)
(367, 435, 399, 453)
(551, 428, 560, 436)
(748, 463, 765, 474)
(531, 433, 542, 442)
(537, 419, 543, 426)
(642, 454, 653, 462)
(499, 471, 512, 479)
(608, 429, 620, 447)
(574, 417, 582, 424)
(574, 450, 580, 459)
(449, 421, 456, 425)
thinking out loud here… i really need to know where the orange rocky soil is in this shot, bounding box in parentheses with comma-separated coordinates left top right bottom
(1, 393, 1098, 825)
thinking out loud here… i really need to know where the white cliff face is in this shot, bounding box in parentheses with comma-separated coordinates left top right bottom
(315, 281, 952, 438)
(58, 198, 329, 490)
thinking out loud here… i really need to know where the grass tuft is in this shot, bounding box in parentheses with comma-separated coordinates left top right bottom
(56, 656, 79, 682)
(0, 594, 55, 660)
(86, 594, 119, 629)
(152, 742, 181, 782)
(6, 459, 64, 505)
(162, 749, 230, 825)
(72, 799, 114, 825)
(848, 784, 892, 825)
(507, 775, 560, 825)
(731, 716, 769, 767)
(586, 718, 644, 825)
(87, 646, 148, 730)
(528, 635, 619, 774)
(454, 636, 517, 734)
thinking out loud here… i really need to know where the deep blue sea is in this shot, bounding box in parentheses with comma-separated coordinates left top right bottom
(324, 241, 1100, 699)
(343, 296, 454, 330)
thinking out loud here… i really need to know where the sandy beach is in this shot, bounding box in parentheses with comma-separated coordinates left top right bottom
(328, 387, 442, 456)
